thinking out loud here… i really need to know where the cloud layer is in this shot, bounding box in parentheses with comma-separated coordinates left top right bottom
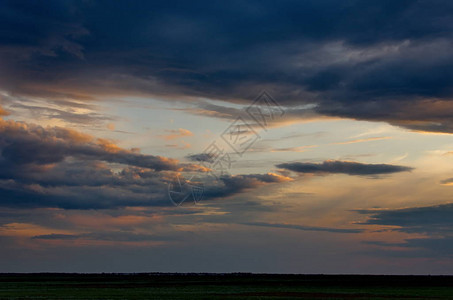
(0, 112, 293, 209)
(1, 1, 453, 132)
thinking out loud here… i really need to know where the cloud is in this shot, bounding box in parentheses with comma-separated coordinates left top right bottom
(158, 128, 194, 140)
(11, 102, 114, 126)
(320, 98, 453, 134)
(332, 137, 392, 145)
(241, 222, 362, 234)
(395, 237, 453, 256)
(276, 160, 412, 176)
(0, 116, 207, 209)
(32, 232, 176, 243)
(203, 173, 293, 200)
(165, 141, 191, 150)
(186, 153, 216, 163)
(0, 115, 292, 209)
(440, 178, 453, 186)
(270, 146, 317, 152)
(172, 102, 326, 129)
(0, 118, 201, 171)
(357, 203, 453, 234)
(0, 106, 9, 116)
(358, 203, 453, 256)
(0, 169, 290, 209)
(2, 1, 453, 133)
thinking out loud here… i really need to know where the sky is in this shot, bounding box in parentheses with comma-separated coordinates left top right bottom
(0, 0, 452, 274)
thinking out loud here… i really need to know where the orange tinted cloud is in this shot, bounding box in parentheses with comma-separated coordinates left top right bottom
(60, 213, 163, 230)
(0, 222, 73, 238)
(270, 145, 318, 152)
(0, 106, 10, 116)
(159, 128, 194, 140)
(332, 136, 392, 145)
(0, 117, 191, 171)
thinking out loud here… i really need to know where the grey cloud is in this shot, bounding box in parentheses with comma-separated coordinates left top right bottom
(242, 222, 363, 234)
(0, 118, 191, 171)
(186, 153, 215, 163)
(203, 173, 292, 201)
(176, 102, 323, 128)
(276, 160, 412, 176)
(357, 203, 453, 234)
(10, 102, 114, 126)
(0, 115, 290, 209)
(440, 178, 453, 185)
(358, 203, 453, 256)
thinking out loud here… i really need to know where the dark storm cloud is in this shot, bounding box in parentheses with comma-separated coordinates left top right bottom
(276, 160, 412, 176)
(1, 1, 453, 132)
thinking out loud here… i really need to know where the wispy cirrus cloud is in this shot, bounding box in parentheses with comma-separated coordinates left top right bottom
(332, 137, 392, 145)
(32, 232, 176, 243)
(270, 145, 318, 152)
(242, 222, 363, 234)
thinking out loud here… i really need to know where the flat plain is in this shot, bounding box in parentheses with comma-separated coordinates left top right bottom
(0, 273, 452, 299)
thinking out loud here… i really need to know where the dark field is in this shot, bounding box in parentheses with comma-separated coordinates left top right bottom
(0, 273, 452, 299)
